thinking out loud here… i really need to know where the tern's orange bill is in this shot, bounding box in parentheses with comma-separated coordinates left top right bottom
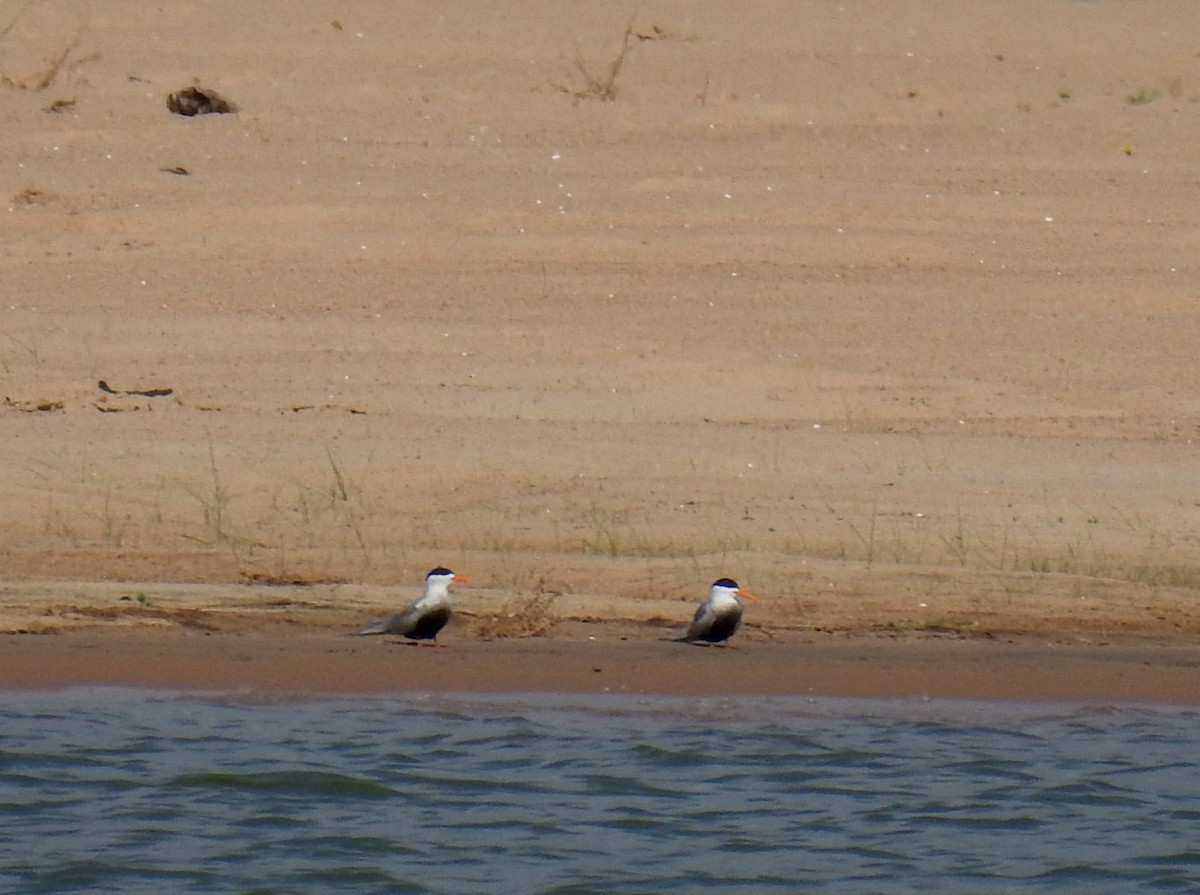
(452, 575, 471, 583)
(737, 589, 757, 601)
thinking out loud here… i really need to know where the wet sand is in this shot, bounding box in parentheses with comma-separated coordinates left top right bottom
(4, 625, 1199, 705)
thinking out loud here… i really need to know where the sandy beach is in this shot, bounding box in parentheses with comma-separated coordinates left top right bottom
(2, 0, 1199, 701)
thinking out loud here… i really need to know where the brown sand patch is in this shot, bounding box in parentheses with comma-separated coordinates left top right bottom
(2, 1, 1199, 699)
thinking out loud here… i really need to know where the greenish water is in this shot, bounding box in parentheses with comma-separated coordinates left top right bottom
(2, 689, 1198, 893)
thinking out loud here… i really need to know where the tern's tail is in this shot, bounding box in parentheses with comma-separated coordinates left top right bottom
(353, 620, 387, 636)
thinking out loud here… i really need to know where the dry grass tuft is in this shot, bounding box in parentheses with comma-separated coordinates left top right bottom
(469, 592, 558, 639)
(0, 3, 91, 91)
(559, 18, 638, 102)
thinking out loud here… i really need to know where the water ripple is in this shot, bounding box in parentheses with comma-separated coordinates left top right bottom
(169, 770, 396, 799)
(0, 690, 1198, 894)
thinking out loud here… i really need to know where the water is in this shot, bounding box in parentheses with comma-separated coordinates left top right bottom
(2, 689, 1198, 894)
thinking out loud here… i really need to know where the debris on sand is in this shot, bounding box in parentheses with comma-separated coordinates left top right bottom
(98, 380, 174, 398)
(166, 85, 237, 116)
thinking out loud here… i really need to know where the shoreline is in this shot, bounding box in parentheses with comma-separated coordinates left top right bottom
(3, 621, 1198, 706)
(1, 576, 1197, 706)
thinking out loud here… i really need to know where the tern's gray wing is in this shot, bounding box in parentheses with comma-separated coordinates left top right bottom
(682, 601, 743, 644)
(380, 603, 431, 636)
(356, 604, 421, 637)
(681, 601, 714, 642)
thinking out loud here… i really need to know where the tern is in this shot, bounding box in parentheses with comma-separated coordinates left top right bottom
(678, 577, 757, 646)
(356, 567, 469, 645)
